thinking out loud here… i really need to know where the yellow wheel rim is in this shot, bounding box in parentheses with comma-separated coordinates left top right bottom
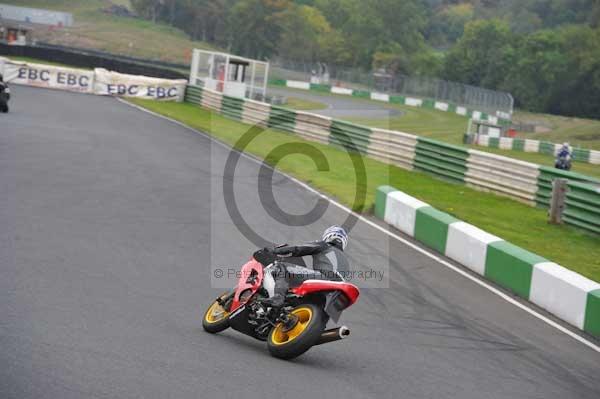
(204, 297, 230, 324)
(270, 307, 313, 346)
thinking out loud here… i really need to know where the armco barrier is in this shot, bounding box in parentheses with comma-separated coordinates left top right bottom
(268, 105, 296, 132)
(563, 181, 600, 234)
(185, 84, 600, 233)
(221, 95, 245, 121)
(465, 151, 539, 205)
(271, 79, 508, 125)
(375, 185, 600, 337)
(294, 112, 332, 144)
(184, 84, 203, 104)
(414, 138, 468, 183)
(466, 133, 600, 165)
(535, 167, 600, 208)
(366, 128, 417, 170)
(329, 120, 371, 154)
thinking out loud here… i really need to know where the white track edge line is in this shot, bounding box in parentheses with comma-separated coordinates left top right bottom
(118, 98, 600, 353)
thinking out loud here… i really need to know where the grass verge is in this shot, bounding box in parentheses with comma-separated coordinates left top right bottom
(127, 98, 600, 282)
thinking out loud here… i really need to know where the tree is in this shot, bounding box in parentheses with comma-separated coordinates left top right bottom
(131, 0, 163, 23)
(547, 26, 600, 117)
(277, 5, 334, 62)
(443, 19, 514, 88)
(426, 2, 475, 46)
(228, 0, 291, 59)
(503, 30, 567, 111)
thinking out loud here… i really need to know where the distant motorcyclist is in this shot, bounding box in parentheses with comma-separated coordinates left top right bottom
(0, 74, 9, 113)
(555, 142, 572, 171)
(255, 226, 350, 309)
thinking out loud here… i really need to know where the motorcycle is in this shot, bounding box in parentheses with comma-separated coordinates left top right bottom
(202, 249, 360, 359)
(555, 155, 572, 171)
(0, 86, 9, 113)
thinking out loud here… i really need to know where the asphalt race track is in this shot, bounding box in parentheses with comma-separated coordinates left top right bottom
(268, 86, 401, 119)
(1, 85, 599, 399)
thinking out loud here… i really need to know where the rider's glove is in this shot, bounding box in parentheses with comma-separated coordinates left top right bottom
(253, 247, 278, 266)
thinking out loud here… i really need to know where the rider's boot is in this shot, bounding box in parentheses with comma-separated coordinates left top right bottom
(261, 293, 285, 309)
(262, 263, 289, 310)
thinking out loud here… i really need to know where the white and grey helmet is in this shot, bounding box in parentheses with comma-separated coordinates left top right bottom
(322, 225, 348, 250)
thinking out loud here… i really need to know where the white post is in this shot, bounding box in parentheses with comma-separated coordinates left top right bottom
(223, 54, 230, 94)
(250, 61, 256, 99)
(262, 61, 269, 100)
(549, 179, 568, 224)
(190, 49, 200, 85)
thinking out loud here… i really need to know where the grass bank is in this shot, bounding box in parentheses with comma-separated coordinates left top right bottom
(513, 110, 600, 151)
(277, 88, 600, 178)
(353, 104, 600, 178)
(127, 98, 600, 282)
(3, 0, 213, 64)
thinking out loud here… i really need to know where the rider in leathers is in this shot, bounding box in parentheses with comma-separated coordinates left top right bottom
(256, 226, 350, 308)
(0, 74, 9, 113)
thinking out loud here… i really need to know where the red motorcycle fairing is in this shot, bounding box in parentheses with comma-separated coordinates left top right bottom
(229, 258, 264, 311)
(291, 280, 360, 305)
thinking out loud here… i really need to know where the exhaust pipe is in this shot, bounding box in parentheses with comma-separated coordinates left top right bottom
(315, 326, 350, 345)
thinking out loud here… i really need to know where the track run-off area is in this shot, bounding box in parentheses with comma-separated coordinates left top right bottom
(1, 85, 599, 399)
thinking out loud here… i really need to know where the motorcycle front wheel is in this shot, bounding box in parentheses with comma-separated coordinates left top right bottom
(267, 303, 326, 360)
(202, 292, 233, 333)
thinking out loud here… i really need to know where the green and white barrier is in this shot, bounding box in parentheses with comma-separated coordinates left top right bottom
(563, 181, 600, 234)
(185, 84, 599, 232)
(535, 167, 600, 209)
(467, 133, 600, 165)
(375, 185, 600, 337)
(271, 79, 510, 125)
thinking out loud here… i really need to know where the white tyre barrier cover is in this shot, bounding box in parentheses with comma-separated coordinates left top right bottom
(286, 80, 310, 90)
(371, 92, 389, 102)
(405, 97, 423, 107)
(383, 191, 428, 236)
(499, 137, 513, 149)
(331, 86, 353, 95)
(530, 262, 600, 329)
(477, 135, 490, 146)
(93, 68, 186, 101)
(434, 102, 449, 111)
(524, 139, 540, 153)
(445, 222, 502, 275)
(456, 106, 467, 116)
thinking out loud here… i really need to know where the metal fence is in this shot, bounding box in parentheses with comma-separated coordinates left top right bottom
(270, 59, 514, 116)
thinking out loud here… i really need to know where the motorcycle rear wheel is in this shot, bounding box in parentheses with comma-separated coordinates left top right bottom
(202, 292, 232, 333)
(267, 303, 326, 360)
